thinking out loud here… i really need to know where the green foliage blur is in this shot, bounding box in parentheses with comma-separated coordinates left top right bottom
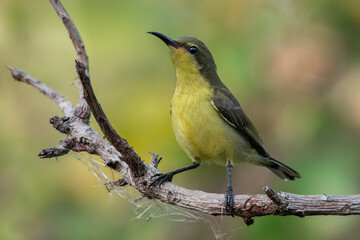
(1, 0, 360, 239)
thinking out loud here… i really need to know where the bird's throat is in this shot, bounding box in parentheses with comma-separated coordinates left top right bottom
(174, 68, 210, 93)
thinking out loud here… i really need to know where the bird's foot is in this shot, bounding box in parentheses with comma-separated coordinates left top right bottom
(149, 172, 174, 187)
(225, 186, 234, 215)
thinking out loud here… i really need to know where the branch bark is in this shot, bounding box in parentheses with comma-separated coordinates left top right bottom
(6, 66, 74, 116)
(49, 0, 90, 120)
(7, 0, 360, 226)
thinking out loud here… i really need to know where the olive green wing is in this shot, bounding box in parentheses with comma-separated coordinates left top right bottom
(210, 86, 269, 157)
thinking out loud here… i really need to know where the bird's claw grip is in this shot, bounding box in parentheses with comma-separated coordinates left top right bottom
(225, 186, 235, 215)
(149, 172, 174, 187)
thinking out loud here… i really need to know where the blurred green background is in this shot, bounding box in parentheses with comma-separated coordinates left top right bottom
(1, 0, 360, 239)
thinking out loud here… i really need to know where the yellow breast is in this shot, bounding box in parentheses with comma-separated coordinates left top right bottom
(171, 71, 235, 164)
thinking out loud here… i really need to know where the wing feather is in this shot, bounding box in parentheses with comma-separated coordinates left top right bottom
(210, 86, 269, 157)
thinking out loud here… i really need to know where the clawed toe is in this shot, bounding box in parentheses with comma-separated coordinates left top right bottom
(225, 186, 234, 215)
(149, 172, 174, 187)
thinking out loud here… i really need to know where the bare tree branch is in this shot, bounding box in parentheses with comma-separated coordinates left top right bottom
(75, 61, 146, 177)
(49, 0, 90, 120)
(7, 66, 74, 116)
(7, 0, 360, 226)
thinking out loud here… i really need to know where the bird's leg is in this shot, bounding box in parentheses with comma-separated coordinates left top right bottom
(225, 161, 235, 215)
(149, 162, 200, 187)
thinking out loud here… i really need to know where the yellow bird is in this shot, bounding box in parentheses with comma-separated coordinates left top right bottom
(148, 32, 300, 213)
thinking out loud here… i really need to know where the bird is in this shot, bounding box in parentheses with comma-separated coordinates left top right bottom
(148, 31, 301, 213)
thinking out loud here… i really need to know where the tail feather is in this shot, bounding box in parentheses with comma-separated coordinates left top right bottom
(264, 157, 301, 181)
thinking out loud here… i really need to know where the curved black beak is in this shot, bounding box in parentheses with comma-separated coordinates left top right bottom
(148, 32, 179, 48)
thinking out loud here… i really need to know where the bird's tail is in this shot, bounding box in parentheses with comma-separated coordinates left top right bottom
(263, 157, 301, 181)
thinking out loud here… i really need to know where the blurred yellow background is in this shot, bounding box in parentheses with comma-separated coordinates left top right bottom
(1, 0, 360, 239)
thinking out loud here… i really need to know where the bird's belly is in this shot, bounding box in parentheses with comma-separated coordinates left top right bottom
(171, 91, 250, 165)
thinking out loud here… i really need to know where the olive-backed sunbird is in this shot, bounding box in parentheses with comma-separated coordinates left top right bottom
(148, 32, 300, 213)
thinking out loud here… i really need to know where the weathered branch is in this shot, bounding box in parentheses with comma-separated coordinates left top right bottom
(75, 61, 146, 177)
(7, 0, 360, 226)
(7, 66, 74, 116)
(49, 0, 90, 120)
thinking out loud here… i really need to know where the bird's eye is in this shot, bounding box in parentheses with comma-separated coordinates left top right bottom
(188, 46, 198, 54)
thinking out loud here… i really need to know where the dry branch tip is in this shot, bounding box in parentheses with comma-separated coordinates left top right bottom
(263, 186, 284, 205)
(150, 152, 162, 169)
(39, 146, 70, 158)
(243, 217, 255, 226)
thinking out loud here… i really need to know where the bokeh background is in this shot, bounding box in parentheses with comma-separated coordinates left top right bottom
(1, 0, 360, 239)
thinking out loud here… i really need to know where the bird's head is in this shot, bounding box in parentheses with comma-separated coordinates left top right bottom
(148, 32, 217, 75)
